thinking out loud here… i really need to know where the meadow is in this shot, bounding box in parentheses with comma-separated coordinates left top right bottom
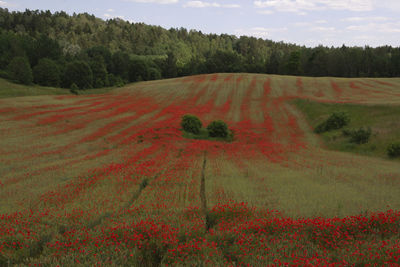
(0, 74, 400, 265)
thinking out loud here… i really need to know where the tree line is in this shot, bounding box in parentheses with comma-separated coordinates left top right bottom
(0, 8, 399, 89)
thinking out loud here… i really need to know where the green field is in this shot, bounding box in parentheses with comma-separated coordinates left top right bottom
(0, 74, 400, 265)
(0, 78, 116, 98)
(294, 99, 400, 159)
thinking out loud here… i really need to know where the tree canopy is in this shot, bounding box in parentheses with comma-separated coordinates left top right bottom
(0, 8, 399, 90)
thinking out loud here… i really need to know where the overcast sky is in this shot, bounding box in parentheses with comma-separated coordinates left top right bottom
(1, 0, 400, 47)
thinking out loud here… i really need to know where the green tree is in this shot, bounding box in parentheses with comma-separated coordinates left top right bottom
(86, 46, 112, 70)
(110, 51, 130, 81)
(207, 120, 228, 138)
(206, 50, 243, 73)
(147, 67, 161, 80)
(287, 51, 302, 75)
(164, 52, 178, 78)
(387, 142, 400, 158)
(31, 34, 62, 66)
(315, 112, 350, 133)
(90, 56, 108, 88)
(7, 56, 33, 84)
(63, 61, 93, 89)
(33, 58, 60, 87)
(128, 58, 148, 82)
(181, 114, 202, 134)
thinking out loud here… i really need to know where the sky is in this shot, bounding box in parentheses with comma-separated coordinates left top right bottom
(1, 0, 400, 47)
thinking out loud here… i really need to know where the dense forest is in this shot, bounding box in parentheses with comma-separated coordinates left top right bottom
(0, 8, 400, 90)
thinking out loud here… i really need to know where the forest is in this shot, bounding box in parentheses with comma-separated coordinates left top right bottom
(1, 8, 400, 89)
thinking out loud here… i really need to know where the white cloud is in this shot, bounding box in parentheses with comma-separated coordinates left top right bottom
(104, 13, 125, 19)
(346, 22, 400, 33)
(126, 0, 178, 4)
(293, 20, 327, 27)
(310, 26, 336, 32)
(253, 0, 374, 13)
(257, 9, 274, 14)
(184, 1, 240, 8)
(254, 0, 319, 13)
(0, 1, 15, 7)
(235, 27, 287, 39)
(107, 8, 115, 12)
(341, 16, 391, 22)
(293, 22, 311, 27)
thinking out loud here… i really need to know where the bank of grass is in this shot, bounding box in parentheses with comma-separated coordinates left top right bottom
(0, 78, 116, 98)
(182, 128, 235, 142)
(293, 98, 400, 159)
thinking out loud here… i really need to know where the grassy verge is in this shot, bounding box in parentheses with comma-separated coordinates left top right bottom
(0, 78, 116, 98)
(293, 98, 400, 159)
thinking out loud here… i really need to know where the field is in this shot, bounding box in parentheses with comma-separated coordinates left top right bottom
(1, 73, 400, 265)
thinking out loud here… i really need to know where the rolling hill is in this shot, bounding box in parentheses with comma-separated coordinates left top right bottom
(1, 74, 400, 265)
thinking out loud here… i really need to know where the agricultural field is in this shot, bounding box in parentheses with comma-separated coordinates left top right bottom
(1, 73, 400, 265)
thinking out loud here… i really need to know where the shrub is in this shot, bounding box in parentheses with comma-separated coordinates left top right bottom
(33, 58, 60, 87)
(349, 127, 371, 144)
(387, 142, 400, 158)
(315, 112, 350, 133)
(70, 83, 79, 95)
(181, 114, 202, 134)
(207, 120, 228, 138)
(7, 56, 33, 85)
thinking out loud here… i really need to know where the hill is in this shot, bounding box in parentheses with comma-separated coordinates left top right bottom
(0, 74, 400, 265)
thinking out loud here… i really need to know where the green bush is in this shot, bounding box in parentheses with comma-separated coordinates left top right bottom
(387, 142, 400, 158)
(33, 58, 60, 87)
(7, 56, 33, 85)
(207, 120, 228, 138)
(349, 127, 371, 144)
(70, 83, 79, 95)
(181, 114, 202, 134)
(315, 112, 350, 133)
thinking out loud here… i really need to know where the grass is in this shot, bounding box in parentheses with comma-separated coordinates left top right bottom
(181, 128, 235, 142)
(0, 78, 116, 98)
(1, 73, 400, 265)
(293, 98, 400, 159)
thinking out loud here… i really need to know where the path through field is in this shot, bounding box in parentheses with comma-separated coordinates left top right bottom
(1, 74, 400, 265)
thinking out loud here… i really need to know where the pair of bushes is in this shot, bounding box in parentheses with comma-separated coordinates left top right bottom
(181, 114, 230, 139)
(314, 112, 400, 158)
(315, 112, 372, 144)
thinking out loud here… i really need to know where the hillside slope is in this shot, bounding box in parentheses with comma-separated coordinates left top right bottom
(1, 74, 400, 265)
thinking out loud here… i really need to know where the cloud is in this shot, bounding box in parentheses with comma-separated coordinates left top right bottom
(293, 22, 312, 27)
(104, 13, 125, 19)
(183, 1, 240, 8)
(253, 0, 374, 13)
(126, 0, 178, 4)
(346, 22, 400, 33)
(254, 0, 319, 13)
(310, 26, 336, 32)
(107, 9, 115, 12)
(257, 9, 274, 14)
(0, 1, 16, 7)
(341, 16, 391, 22)
(235, 27, 287, 39)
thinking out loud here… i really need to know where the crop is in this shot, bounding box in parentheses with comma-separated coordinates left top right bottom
(0, 74, 400, 265)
